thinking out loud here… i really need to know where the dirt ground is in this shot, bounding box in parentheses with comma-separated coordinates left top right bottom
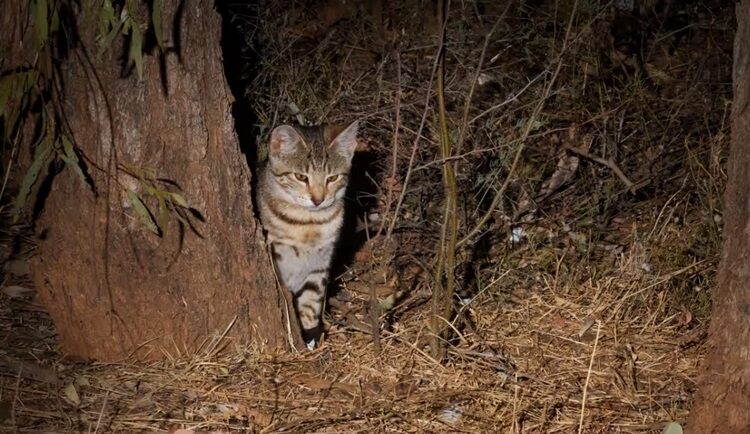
(0, 0, 734, 432)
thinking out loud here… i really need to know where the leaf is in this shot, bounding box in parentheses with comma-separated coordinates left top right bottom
(60, 136, 87, 185)
(63, 383, 80, 405)
(50, 6, 59, 33)
(129, 24, 144, 80)
(127, 190, 159, 234)
(98, 0, 115, 35)
(4, 259, 30, 275)
(152, 0, 164, 49)
(96, 0, 124, 55)
(34, 0, 48, 49)
(169, 192, 188, 208)
(2, 285, 35, 299)
(155, 189, 169, 233)
(662, 422, 683, 434)
(13, 134, 52, 220)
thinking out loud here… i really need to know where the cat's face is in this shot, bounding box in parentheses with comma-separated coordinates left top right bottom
(267, 122, 358, 210)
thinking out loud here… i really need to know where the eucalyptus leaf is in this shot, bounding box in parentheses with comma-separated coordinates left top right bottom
(127, 190, 159, 235)
(129, 25, 144, 80)
(34, 0, 48, 49)
(169, 192, 188, 208)
(13, 134, 52, 220)
(60, 136, 87, 184)
(152, 0, 164, 48)
(155, 190, 169, 233)
(50, 6, 59, 33)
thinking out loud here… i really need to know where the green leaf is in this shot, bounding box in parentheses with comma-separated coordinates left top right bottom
(127, 190, 159, 235)
(50, 6, 59, 33)
(96, 0, 127, 56)
(60, 135, 87, 185)
(13, 133, 52, 220)
(155, 190, 169, 234)
(168, 192, 188, 208)
(128, 24, 144, 80)
(97, 21, 123, 55)
(34, 0, 48, 49)
(152, 0, 164, 49)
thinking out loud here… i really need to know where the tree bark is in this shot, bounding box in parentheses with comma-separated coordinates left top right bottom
(27, 0, 299, 361)
(687, 2, 750, 432)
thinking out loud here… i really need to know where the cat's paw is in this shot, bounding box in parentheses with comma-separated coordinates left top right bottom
(305, 339, 317, 351)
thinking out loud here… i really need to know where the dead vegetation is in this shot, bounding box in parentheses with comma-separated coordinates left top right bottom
(0, 0, 733, 432)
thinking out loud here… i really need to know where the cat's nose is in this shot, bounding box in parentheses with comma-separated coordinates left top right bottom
(311, 194, 324, 206)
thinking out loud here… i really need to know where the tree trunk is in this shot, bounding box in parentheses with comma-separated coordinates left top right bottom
(687, 2, 750, 432)
(28, 0, 299, 361)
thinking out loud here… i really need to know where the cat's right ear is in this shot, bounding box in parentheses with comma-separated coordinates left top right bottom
(269, 125, 302, 156)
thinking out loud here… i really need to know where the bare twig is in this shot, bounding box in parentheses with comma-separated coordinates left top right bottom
(377, 52, 402, 239)
(564, 145, 636, 192)
(457, 0, 581, 248)
(454, 8, 508, 156)
(386, 42, 443, 240)
(578, 320, 601, 434)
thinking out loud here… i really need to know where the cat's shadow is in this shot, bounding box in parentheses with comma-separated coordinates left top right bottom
(328, 149, 381, 299)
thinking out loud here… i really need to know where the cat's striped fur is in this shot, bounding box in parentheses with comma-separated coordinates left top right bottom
(257, 121, 359, 348)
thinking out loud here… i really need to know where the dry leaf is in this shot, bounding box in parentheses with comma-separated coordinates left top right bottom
(537, 153, 580, 199)
(63, 383, 80, 405)
(662, 422, 683, 434)
(4, 260, 29, 276)
(2, 285, 35, 299)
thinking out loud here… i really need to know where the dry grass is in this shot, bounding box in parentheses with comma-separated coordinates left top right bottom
(0, 0, 734, 432)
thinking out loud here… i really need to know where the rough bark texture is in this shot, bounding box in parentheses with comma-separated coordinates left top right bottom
(687, 2, 750, 432)
(28, 0, 299, 361)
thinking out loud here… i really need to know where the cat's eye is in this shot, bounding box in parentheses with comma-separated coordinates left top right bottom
(326, 174, 341, 183)
(293, 173, 308, 183)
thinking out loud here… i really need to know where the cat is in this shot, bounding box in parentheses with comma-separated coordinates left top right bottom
(257, 121, 359, 349)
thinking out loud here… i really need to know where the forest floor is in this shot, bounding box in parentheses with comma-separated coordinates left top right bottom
(0, 0, 735, 433)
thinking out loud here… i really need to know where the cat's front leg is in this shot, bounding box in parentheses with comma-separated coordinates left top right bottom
(293, 272, 328, 349)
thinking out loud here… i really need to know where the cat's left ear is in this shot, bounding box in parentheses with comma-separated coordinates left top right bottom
(328, 120, 359, 161)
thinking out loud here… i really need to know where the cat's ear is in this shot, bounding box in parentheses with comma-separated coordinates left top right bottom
(269, 125, 303, 156)
(328, 120, 359, 161)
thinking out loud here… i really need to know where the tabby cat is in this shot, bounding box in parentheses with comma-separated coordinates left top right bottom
(257, 121, 359, 348)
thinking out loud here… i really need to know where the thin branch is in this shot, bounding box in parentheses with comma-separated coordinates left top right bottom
(578, 320, 601, 434)
(431, 0, 458, 361)
(564, 145, 636, 192)
(386, 39, 443, 240)
(454, 7, 509, 156)
(457, 0, 581, 248)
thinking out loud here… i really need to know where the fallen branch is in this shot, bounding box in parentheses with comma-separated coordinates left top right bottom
(564, 145, 636, 192)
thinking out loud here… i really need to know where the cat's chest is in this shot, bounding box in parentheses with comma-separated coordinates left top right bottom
(281, 223, 338, 247)
(262, 203, 343, 248)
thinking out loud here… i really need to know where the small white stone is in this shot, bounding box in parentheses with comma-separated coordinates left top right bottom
(510, 226, 524, 243)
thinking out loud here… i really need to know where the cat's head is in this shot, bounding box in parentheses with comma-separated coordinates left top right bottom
(266, 121, 359, 210)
